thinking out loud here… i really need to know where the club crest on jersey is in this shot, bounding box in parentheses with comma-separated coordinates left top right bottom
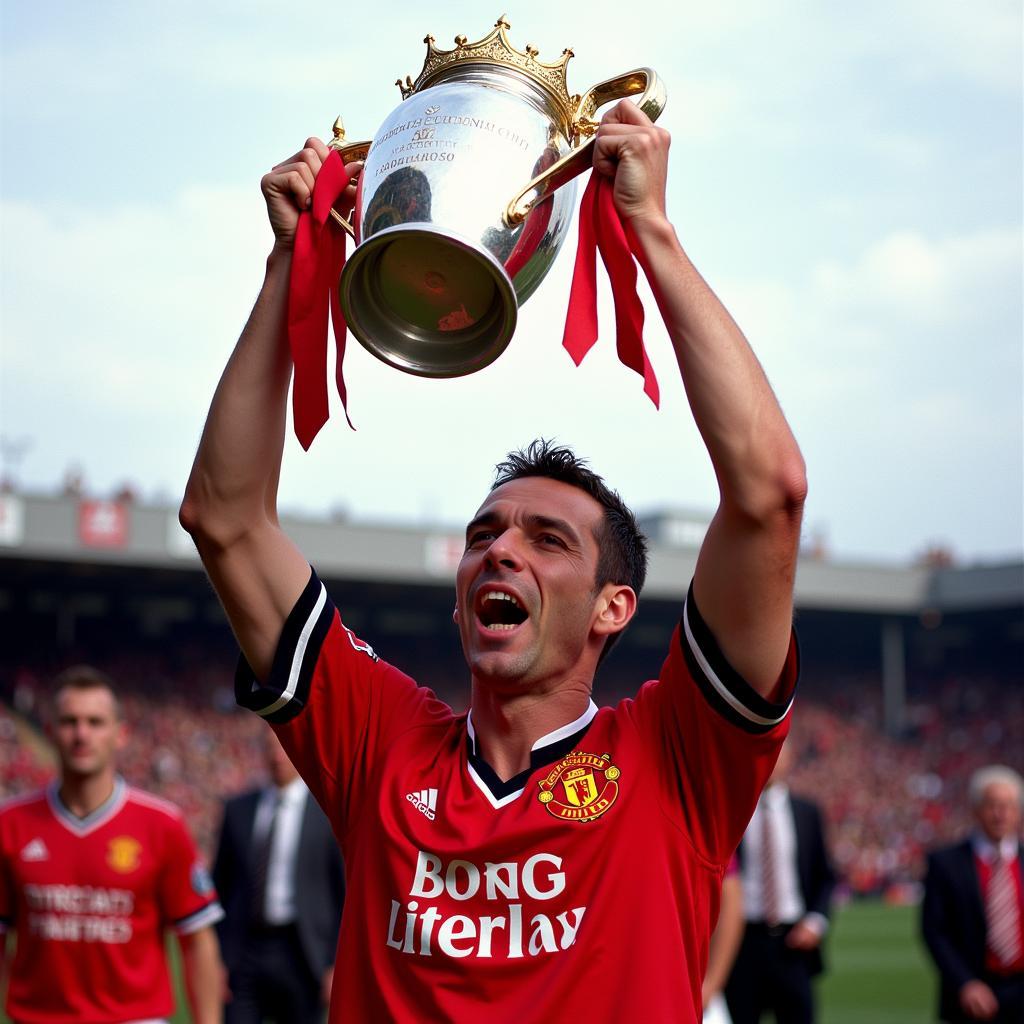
(537, 751, 620, 823)
(106, 836, 142, 873)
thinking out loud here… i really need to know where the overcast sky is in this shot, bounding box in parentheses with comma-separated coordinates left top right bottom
(2, 0, 1021, 565)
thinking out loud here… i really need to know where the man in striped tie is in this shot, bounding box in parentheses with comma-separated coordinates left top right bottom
(922, 765, 1024, 1022)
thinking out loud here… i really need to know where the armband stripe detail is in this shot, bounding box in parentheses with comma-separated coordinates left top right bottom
(681, 583, 795, 734)
(256, 582, 328, 718)
(174, 899, 225, 934)
(236, 568, 334, 723)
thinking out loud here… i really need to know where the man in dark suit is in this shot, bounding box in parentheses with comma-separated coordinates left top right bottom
(922, 765, 1023, 1023)
(214, 729, 345, 1023)
(725, 741, 837, 1024)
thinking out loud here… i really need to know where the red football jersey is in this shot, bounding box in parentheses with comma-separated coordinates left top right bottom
(0, 779, 223, 1024)
(237, 569, 796, 1022)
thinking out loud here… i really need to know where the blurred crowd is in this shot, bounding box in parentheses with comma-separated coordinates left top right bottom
(2, 656, 1021, 889)
(788, 675, 1023, 897)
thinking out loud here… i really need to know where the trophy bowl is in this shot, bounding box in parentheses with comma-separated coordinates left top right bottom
(329, 15, 665, 378)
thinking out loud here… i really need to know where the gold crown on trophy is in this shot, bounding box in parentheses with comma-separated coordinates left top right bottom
(397, 14, 578, 126)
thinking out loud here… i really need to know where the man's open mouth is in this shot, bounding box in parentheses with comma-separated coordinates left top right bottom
(476, 591, 529, 632)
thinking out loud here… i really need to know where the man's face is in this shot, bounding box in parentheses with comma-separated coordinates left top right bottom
(51, 686, 125, 781)
(974, 781, 1022, 842)
(455, 477, 611, 690)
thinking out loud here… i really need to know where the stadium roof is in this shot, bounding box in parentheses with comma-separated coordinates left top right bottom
(1, 491, 1021, 615)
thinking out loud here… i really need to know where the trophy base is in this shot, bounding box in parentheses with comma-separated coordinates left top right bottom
(339, 224, 518, 378)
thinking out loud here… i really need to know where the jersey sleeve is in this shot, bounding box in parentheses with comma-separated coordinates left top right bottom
(631, 581, 798, 866)
(235, 567, 451, 840)
(159, 813, 224, 935)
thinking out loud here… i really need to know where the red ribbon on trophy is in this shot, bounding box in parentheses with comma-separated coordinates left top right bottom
(562, 172, 660, 408)
(287, 149, 356, 450)
(287, 156, 659, 449)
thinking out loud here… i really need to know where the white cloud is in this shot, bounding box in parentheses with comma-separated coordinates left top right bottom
(1, 186, 271, 424)
(894, 0, 1022, 93)
(714, 220, 1022, 560)
(811, 226, 1022, 331)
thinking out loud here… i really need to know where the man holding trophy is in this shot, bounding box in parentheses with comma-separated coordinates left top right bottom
(181, 19, 806, 1020)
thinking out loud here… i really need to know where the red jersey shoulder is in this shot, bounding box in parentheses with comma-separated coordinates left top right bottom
(123, 787, 185, 823)
(0, 789, 47, 820)
(0, 791, 50, 860)
(0, 790, 51, 838)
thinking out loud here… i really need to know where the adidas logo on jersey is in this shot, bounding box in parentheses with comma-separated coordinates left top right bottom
(20, 838, 49, 861)
(406, 788, 438, 821)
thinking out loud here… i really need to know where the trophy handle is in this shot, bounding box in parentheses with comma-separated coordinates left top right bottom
(503, 67, 667, 228)
(327, 117, 372, 237)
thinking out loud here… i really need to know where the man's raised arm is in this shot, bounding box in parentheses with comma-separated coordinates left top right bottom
(595, 103, 806, 698)
(180, 138, 358, 680)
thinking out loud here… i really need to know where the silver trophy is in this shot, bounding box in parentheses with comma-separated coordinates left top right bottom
(328, 15, 665, 377)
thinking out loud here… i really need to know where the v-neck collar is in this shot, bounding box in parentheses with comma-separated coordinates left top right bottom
(465, 701, 599, 809)
(46, 776, 127, 836)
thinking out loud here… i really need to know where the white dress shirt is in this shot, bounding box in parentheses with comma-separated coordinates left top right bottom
(252, 776, 309, 925)
(742, 784, 805, 926)
(971, 832, 1020, 864)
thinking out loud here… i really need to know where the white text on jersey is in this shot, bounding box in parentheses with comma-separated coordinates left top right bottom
(24, 884, 135, 943)
(386, 849, 587, 960)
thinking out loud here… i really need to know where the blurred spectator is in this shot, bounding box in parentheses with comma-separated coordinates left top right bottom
(213, 730, 345, 1023)
(726, 741, 837, 1024)
(0, 666, 224, 1023)
(921, 765, 1023, 1023)
(0, 652, 267, 859)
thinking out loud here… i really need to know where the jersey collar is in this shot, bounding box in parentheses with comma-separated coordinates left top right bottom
(465, 700, 599, 809)
(46, 775, 128, 836)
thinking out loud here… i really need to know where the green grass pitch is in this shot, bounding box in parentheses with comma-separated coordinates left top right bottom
(819, 901, 934, 1024)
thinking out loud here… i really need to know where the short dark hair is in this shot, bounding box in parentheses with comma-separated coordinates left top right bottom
(51, 665, 122, 721)
(491, 439, 648, 662)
